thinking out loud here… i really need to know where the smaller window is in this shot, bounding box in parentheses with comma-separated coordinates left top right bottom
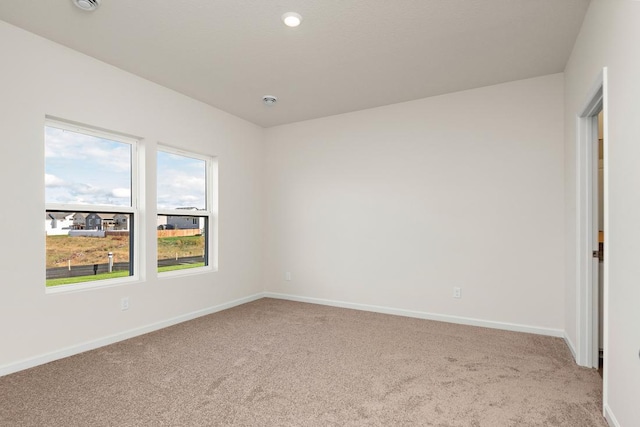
(157, 147, 212, 274)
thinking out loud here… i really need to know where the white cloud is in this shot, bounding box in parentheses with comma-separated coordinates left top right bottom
(45, 126, 131, 172)
(45, 126, 132, 206)
(44, 174, 65, 187)
(157, 152, 207, 210)
(111, 188, 131, 198)
(46, 182, 132, 207)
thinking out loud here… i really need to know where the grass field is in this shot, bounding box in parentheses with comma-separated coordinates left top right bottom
(46, 262, 206, 287)
(46, 234, 205, 268)
(46, 270, 130, 287)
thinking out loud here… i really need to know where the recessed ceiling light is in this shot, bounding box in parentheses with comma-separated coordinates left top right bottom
(72, 0, 101, 11)
(282, 12, 302, 28)
(263, 95, 278, 106)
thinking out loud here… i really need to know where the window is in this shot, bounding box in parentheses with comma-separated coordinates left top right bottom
(157, 147, 212, 274)
(45, 119, 137, 288)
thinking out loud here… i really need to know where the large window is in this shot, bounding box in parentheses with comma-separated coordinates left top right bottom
(157, 147, 212, 274)
(45, 119, 137, 288)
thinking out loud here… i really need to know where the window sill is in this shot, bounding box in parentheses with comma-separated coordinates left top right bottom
(157, 265, 215, 280)
(45, 275, 140, 295)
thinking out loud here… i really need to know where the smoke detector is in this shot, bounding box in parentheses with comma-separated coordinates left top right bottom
(262, 95, 278, 106)
(73, 0, 101, 11)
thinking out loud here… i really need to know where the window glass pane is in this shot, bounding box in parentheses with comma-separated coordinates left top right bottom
(45, 125, 131, 206)
(45, 122, 135, 289)
(157, 151, 206, 210)
(157, 214, 207, 272)
(45, 211, 132, 287)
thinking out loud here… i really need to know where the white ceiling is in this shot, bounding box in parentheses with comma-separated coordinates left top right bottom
(0, 0, 590, 128)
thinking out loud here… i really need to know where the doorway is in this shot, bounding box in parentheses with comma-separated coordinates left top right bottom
(596, 110, 604, 376)
(576, 68, 607, 375)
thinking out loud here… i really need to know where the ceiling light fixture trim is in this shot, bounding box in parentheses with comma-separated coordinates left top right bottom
(282, 12, 302, 27)
(73, 0, 101, 11)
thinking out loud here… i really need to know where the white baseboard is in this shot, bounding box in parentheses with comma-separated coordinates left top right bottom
(604, 404, 620, 427)
(564, 333, 578, 361)
(0, 291, 568, 378)
(0, 293, 264, 377)
(264, 292, 565, 338)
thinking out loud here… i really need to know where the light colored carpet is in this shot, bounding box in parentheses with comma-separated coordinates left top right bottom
(0, 298, 607, 426)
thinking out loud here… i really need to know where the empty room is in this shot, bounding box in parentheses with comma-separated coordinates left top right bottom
(0, 1, 638, 426)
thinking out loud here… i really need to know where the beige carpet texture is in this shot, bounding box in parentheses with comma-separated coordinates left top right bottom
(0, 298, 607, 426)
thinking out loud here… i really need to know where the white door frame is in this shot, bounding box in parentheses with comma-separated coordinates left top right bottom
(575, 68, 608, 371)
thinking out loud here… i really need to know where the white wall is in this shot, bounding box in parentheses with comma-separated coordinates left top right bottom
(263, 74, 565, 333)
(564, 1, 640, 425)
(0, 21, 264, 371)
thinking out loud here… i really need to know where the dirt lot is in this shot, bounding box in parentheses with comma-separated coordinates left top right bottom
(46, 234, 205, 268)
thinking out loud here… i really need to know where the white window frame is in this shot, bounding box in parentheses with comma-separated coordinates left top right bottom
(156, 144, 216, 277)
(45, 118, 140, 293)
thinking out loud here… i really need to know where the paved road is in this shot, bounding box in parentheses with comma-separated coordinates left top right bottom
(46, 256, 205, 279)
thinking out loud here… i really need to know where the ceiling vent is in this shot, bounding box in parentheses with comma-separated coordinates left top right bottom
(73, 0, 101, 11)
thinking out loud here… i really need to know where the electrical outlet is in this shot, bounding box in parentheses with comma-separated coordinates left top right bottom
(285, 272, 292, 281)
(453, 287, 461, 299)
(121, 297, 130, 311)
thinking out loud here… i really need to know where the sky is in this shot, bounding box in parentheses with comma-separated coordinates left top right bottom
(157, 150, 206, 210)
(45, 126, 206, 210)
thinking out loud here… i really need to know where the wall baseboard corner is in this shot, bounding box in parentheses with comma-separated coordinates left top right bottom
(263, 292, 564, 338)
(604, 404, 620, 427)
(0, 292, 264, 377)
(563, 333, 578, 361)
